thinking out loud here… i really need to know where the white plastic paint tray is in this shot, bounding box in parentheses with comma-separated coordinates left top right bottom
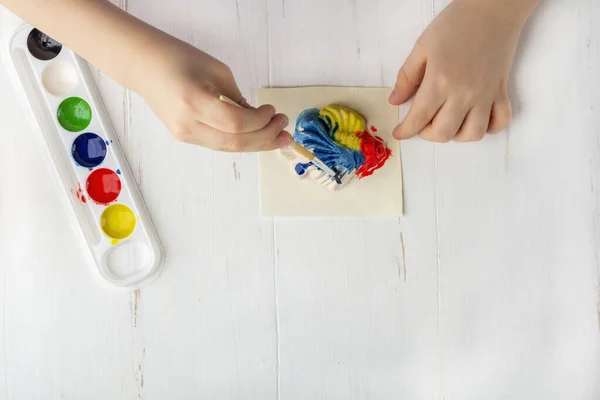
(2, 23, 163, 290)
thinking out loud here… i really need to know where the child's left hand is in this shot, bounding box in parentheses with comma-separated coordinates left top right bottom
(389, 0, 538, 142)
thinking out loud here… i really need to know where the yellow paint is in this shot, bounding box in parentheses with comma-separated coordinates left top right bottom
(100, 204, 136, 242)
(319, 104, 366, 151)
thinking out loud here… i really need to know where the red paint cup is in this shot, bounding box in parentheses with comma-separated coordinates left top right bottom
(86, 168, 122, 204)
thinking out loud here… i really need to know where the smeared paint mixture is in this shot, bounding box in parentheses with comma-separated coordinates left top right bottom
(281, 104, 391, 189)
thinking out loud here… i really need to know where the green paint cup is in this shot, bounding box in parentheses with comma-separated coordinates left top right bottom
(57, 97, 92, 132)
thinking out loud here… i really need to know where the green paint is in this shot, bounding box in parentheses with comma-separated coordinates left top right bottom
(57, 97, 92, 132)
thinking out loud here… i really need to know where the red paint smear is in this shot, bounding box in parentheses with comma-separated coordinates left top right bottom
(370, 125, 378, 133)
(71, 183, 87, 203)
(86, 168, 122, 204)
(356, 129, 392, 178)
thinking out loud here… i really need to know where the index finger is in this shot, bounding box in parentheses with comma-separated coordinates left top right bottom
(393, 79, 445, 140)
(195, 93, 277, 134)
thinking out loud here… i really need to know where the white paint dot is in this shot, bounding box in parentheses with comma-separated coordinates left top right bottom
(42, 61, 78, 96)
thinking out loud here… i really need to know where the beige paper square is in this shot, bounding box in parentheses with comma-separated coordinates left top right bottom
(258, 87, 403, 217)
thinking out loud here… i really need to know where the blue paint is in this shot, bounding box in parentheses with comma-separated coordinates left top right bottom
(294, 162, 313, 176)
(71, 133, 107, 168)
(116, 169, 121, 175)
(105, 140, 109, 145)
(293, 109, 364, 179)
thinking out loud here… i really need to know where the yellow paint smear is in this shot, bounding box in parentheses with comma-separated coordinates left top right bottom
(319, 104, 365, 151)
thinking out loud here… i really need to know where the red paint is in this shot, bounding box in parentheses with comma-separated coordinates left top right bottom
(86, 168, 121, 204)
(356, 130, 392, 178)
(71, 183, 87, 203)
(370, 125, 378, 133)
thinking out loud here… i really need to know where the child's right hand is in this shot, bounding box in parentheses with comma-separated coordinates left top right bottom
(0, 0, 291, 152)
(131, 34, 291, 152)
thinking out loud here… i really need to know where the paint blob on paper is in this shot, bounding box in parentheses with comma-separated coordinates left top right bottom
(281, 104, 392, 190)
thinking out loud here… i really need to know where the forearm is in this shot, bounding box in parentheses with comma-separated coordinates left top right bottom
(460, 0, 540, 25)
(0, 0, 165, 91)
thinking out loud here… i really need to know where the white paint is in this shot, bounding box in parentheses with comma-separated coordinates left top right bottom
(1, 0, 600, 398)
(41, 60, 78, 96)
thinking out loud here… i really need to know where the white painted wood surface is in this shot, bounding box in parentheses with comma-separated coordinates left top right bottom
(1, 0, 600, 398)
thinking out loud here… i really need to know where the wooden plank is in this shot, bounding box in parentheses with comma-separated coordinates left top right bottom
(268, 0, 441, 398)
(0, 3, 135, 398)
(124, 0, 278, 397)
(431, 0, 600, 398)
(1, 0, 600, 397)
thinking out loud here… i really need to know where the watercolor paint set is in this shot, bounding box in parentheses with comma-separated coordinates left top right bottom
(2, 24, 163, 290)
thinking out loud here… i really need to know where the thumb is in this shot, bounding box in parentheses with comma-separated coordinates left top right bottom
(389, 45, 427, 105)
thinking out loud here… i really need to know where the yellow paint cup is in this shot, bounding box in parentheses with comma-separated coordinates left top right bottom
(100, 204, 136, 241)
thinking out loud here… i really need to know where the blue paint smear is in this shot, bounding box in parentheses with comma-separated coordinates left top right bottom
(71, 132, 107, 168)
(293, 109, 364, 179)
(295, 162, 313, 176)
(116, 169, 121, 175)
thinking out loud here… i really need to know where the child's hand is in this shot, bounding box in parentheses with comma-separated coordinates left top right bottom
(1, 0, 291, 152)
(133, 35, 291, 152)
(389, 0, 538, 142)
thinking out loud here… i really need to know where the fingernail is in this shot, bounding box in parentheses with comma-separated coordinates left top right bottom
(388, 89, 398, 104)
(276, 133, 291, 148)
(281, 116, 289, 129)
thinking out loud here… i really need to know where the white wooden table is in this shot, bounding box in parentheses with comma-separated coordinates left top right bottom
(1, 0, 600, 398)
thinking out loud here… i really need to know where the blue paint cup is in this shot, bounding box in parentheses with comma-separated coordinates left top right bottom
(71, 132, 107, 168)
